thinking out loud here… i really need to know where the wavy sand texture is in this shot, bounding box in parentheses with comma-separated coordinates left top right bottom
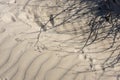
(0, 0, 119, 80)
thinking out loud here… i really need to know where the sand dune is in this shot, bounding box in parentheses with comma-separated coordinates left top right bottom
(0, 0, 119, 80)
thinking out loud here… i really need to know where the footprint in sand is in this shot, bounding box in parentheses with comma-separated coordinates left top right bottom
(0, 28, 6, 33)
(15, 38, 23, 42)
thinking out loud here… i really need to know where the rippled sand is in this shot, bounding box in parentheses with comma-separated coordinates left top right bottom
(0, 0, 119, 80)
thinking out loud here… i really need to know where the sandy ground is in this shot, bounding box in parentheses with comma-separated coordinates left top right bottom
(0, 0, 120, 80)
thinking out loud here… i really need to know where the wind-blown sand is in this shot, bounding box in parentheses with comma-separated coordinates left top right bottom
(0, 0, 119, 80)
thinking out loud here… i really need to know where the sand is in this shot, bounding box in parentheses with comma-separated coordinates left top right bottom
(0, 0, 119, 80)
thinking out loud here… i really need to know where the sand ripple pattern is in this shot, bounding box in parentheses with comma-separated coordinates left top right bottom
(0, 0, 120, 80)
